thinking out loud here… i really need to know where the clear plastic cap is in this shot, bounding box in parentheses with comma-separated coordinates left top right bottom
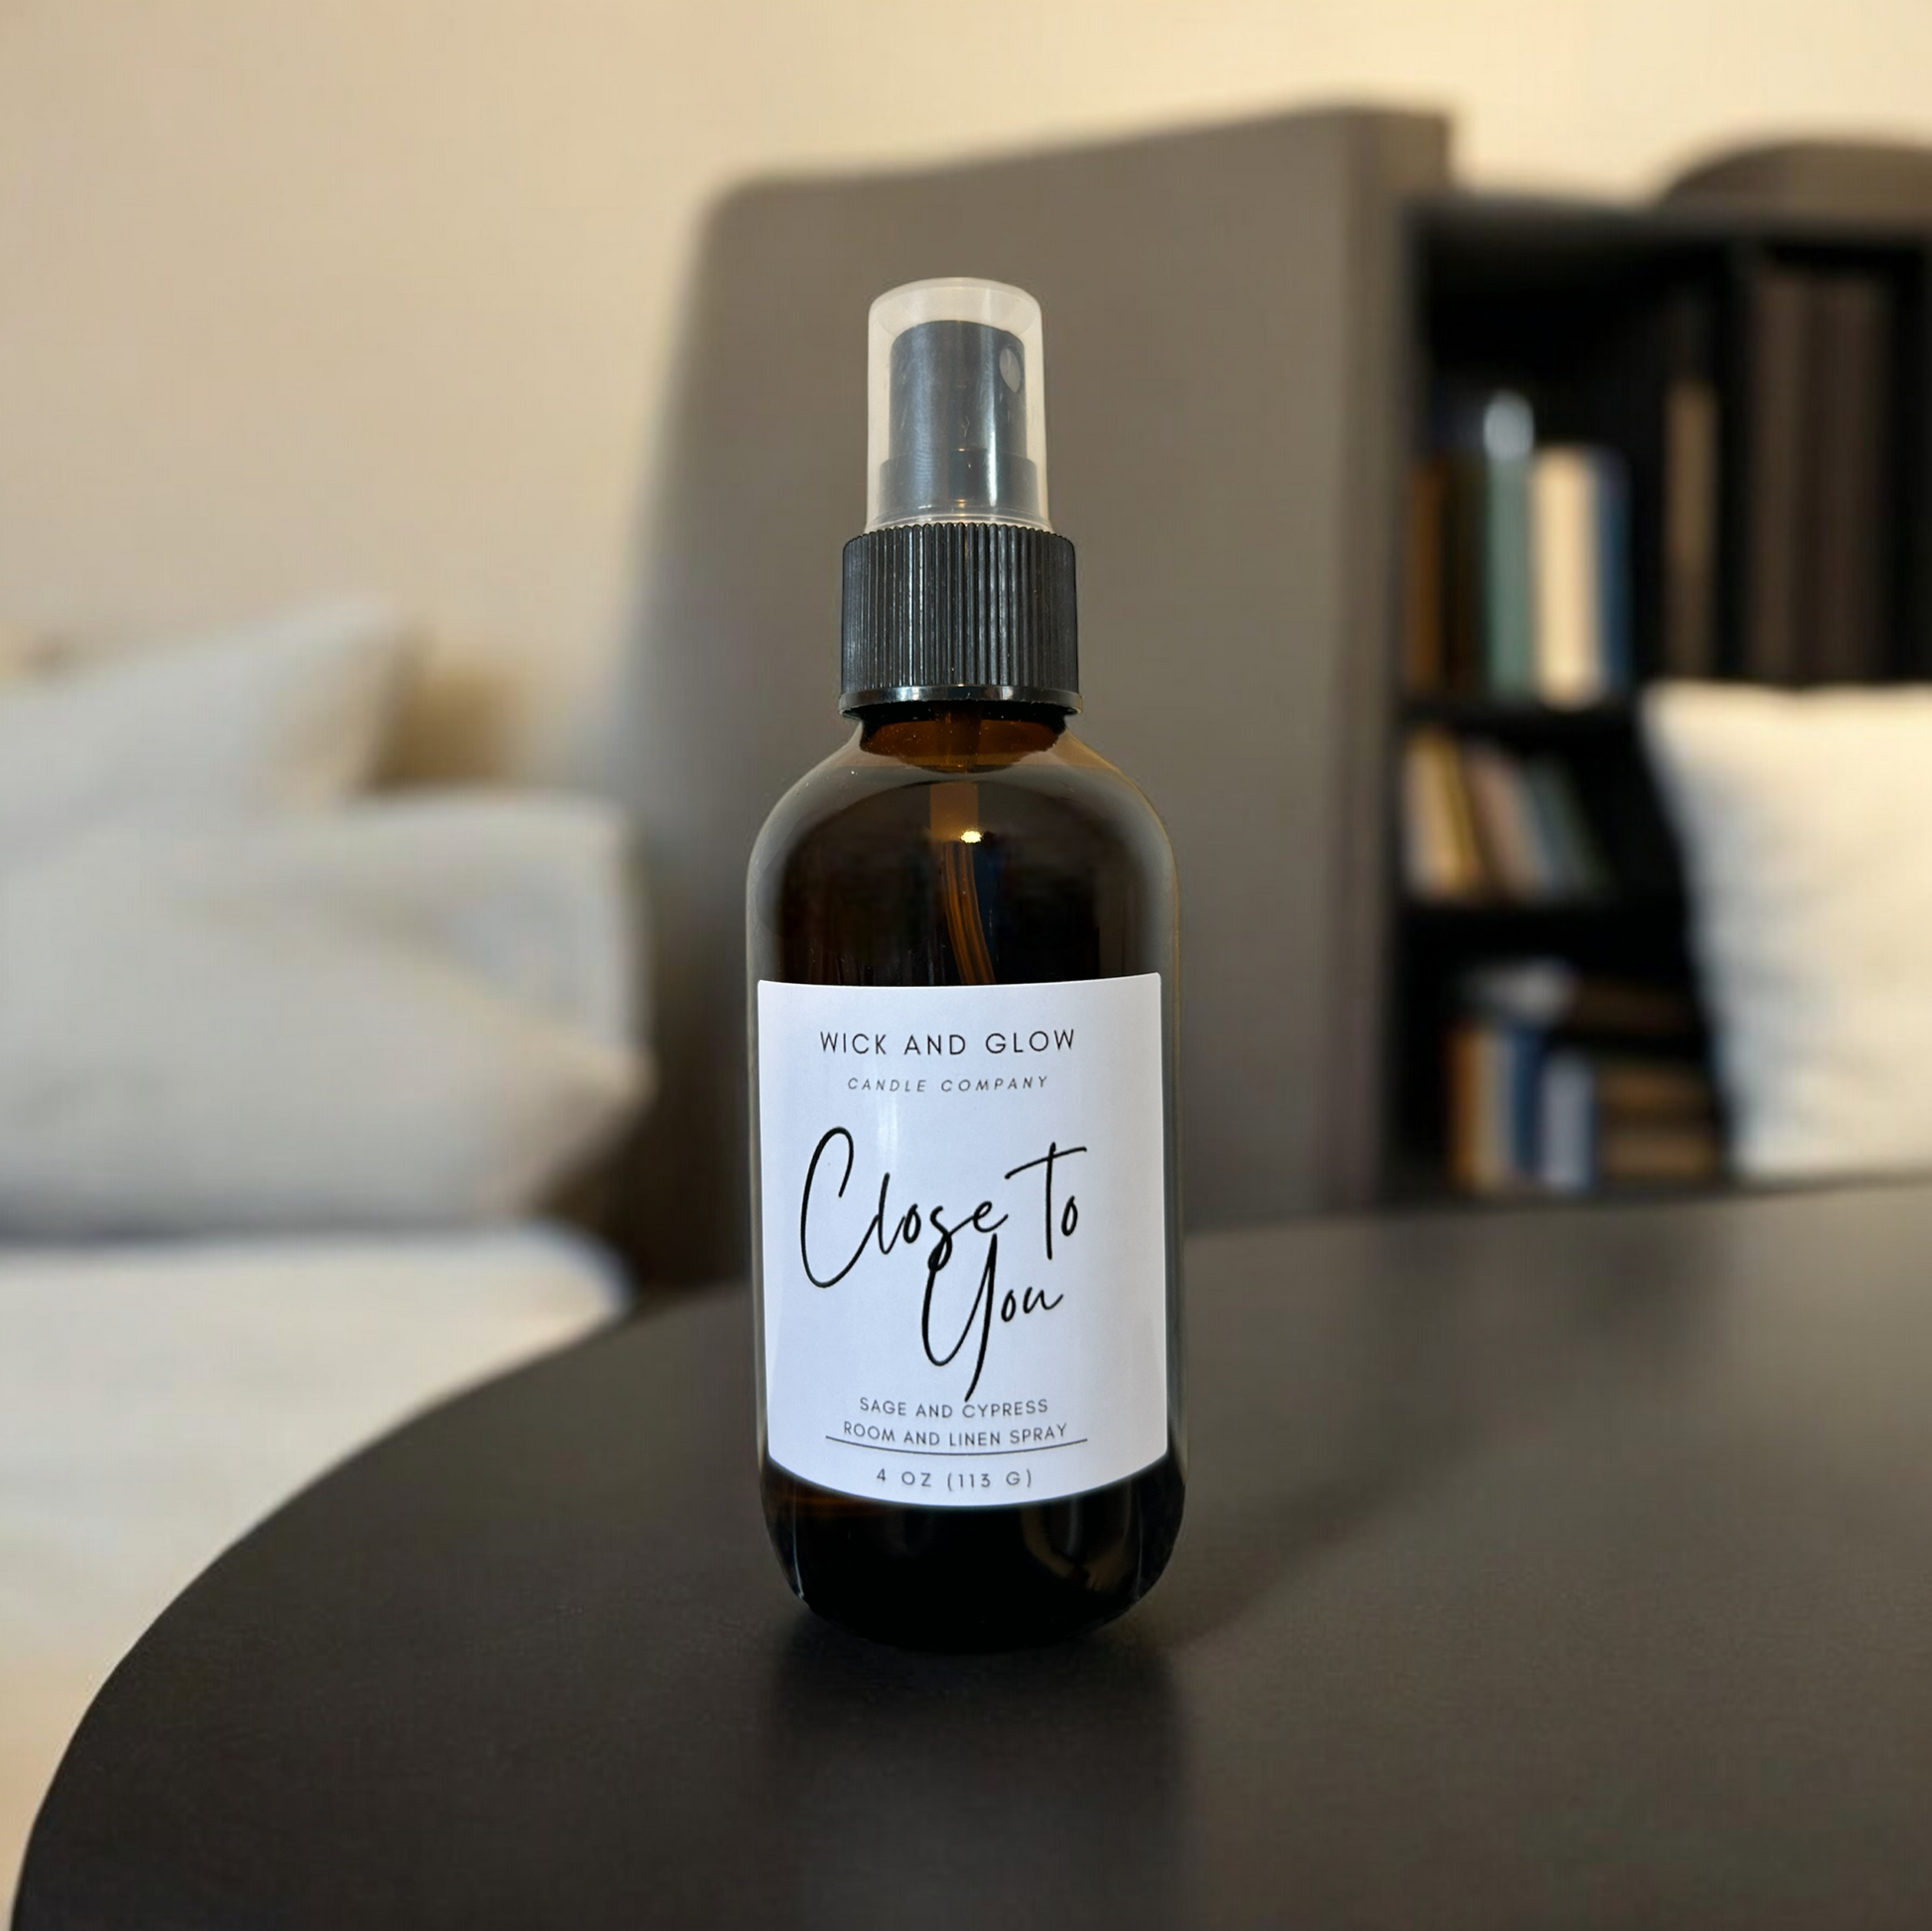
(865, 278, 1051, 531)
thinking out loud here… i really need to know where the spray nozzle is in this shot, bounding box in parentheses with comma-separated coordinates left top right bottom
(866, 279, 1051, 532)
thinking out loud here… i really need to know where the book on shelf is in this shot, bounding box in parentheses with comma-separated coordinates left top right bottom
(1808, 273, 1892, 683)
(1402, 726, 1482, 898)
(1447, 1021, 1537, 1194)
(1430, 391, 1521, 697)
(1447, 960, 1721, 1196)
(1530, 446, 1630, 706)
(1404, 461, 1449, 693)
(1661, 296, 1721, 678)
(1459, 740, 1558, 898)
(1401, 731, 1609, 902)
(1594, 1118, 1725, 1184)
(1480, 393, 1538, 699)
(1439, 450, 1485, 694)
(1536, 1049, 1596, 1192)
(1740, 262, 1895, 684)
(1742, 265, 1810, 684)
(1413, 392, 1632, 706)
(1519, 757, 1611, 897)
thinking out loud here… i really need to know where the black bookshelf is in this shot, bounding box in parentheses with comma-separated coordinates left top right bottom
(1378, 185, 1932, 1203)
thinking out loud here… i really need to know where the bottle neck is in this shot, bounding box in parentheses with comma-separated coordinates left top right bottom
(855, 700, 1067, 770)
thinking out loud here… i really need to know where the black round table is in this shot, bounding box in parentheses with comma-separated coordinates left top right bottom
(21, 1185, 1932, 1930)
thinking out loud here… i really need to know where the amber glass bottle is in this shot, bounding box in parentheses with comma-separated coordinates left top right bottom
(747, 280, 1183, 1650)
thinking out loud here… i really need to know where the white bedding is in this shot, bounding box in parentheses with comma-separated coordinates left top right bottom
(0, 1227, 627, 1913)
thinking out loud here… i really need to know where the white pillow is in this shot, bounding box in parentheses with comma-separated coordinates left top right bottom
(1643, 681, 1932, 1181)
(0, 598, 417, 867)
(0, 795, 647, 1236)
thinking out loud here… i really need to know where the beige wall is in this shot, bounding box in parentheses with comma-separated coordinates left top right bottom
(3, 0, 1929, 771)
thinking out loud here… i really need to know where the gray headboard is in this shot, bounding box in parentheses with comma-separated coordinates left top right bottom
(606, 104, 1450, 1282)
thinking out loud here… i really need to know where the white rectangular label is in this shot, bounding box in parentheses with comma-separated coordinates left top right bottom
(757, 974, 1169, 1507)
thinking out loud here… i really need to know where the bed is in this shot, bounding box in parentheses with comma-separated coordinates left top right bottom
(0, 599, 653, 1912)
(0, 1227, 628, 1907)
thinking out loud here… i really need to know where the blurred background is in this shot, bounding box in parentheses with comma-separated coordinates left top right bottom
(7, 1, 1932, 767)
(8, 0, 1932, 1909)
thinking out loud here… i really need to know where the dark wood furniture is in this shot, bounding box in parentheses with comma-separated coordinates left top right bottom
(1385, 186, 1932, 1201)
(23, 1184, 1932, 1929)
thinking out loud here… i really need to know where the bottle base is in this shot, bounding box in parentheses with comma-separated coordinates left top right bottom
(763, 1448, 1184, 1653)
(789, 1588, 1141, 1654)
